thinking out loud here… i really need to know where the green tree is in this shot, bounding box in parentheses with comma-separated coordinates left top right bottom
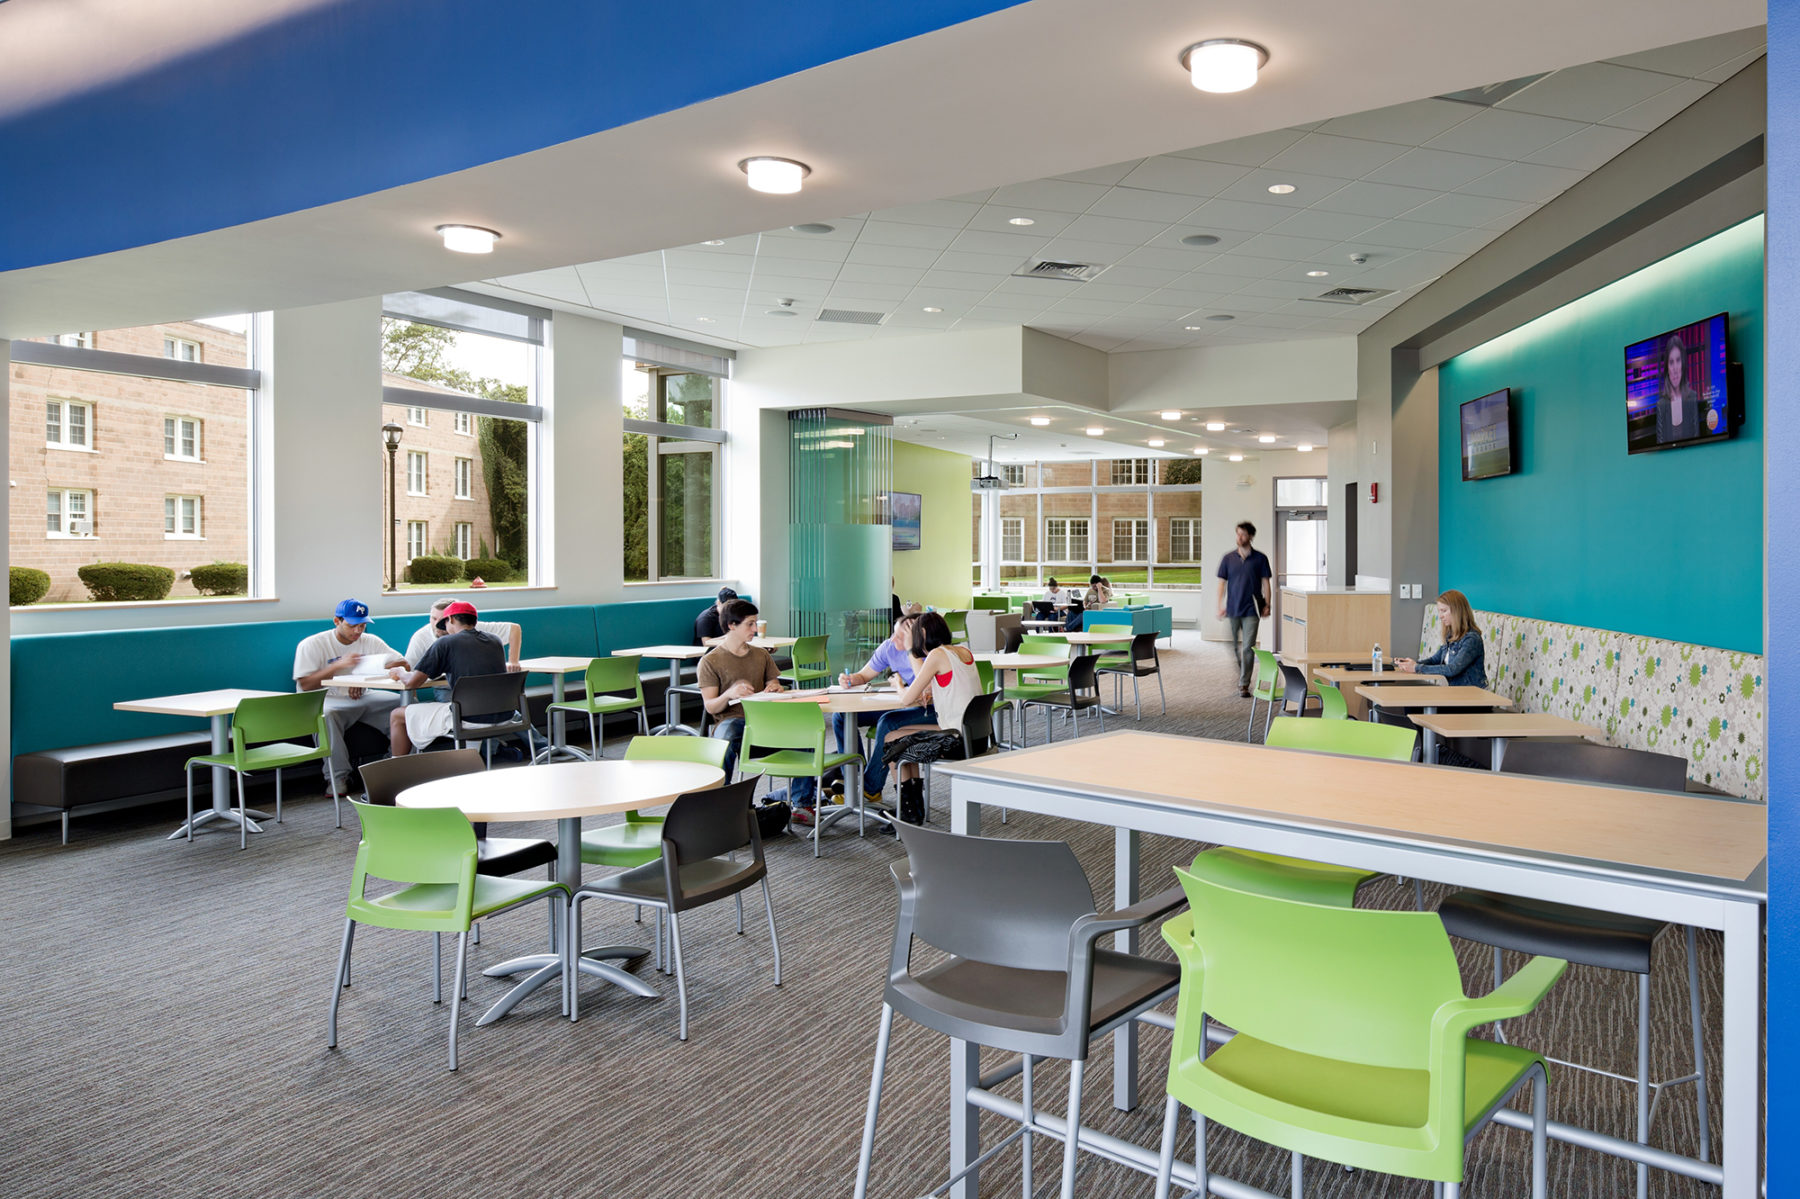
(1162, 459, 1204, 485)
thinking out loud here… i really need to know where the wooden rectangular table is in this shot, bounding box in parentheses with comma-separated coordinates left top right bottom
(1278, 647, 1377, 668)
(1310, 664, 1439, 718)
(1355, 682, 1514, 763)
(1410, 710, 1604, 772)
(114, 689, 287, 839)
(939, 731, 1766, 1198)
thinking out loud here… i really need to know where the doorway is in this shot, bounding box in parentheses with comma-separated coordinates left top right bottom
(1271, 476, 1328, 633)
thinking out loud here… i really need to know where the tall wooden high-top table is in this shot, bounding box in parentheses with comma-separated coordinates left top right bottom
(1355, 682, 1514, 763)
(397, 758, 723, 1025)
(1410, 710, 1605, 771)
(939, 731, 1766, 1198)
(115, 689, 287, 839)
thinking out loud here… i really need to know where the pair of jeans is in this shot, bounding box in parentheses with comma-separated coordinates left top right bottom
(1227, 613, 1261, 689)
(790, 704, 934, 805)
(710, 717, 746, 782)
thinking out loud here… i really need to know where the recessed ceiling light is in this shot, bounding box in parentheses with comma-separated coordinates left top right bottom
(1085, 426, 1104, 436)
(1306, 269, 1330, 278)
(1267, 183, 1297, 195)
(1147, 438, 1166, 448)
(702, 239, 726, 246)
(1180, 233, 1221, 247)
(436, 224, 500, 254)
(1206, 314, 1236, 322)
(922, 306, 943, 313)
(790, 222, 835, 235)
(1179, 38, 1269, 94)
(1194, 447, 1209, 456)
(1297, 443, 1314, 452)
(1008, 217, 1036, 226)
(1184, 325, 1203, 331)
(1258, 434, 1277, 444)
(1160, 411, 1181, 421)
(695, 317, 715, 324)
(1205, 421, 1226, 432)
(1229, 453, 1245, 462)
(739, 156, 811, 194)
(1029, 416, 1052, 427)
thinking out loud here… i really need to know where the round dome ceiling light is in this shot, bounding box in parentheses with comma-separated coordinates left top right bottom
(922, 306, 944, 313)
(1206, 421, 1226, 432)
(1161, 411, 1182, 420)
(1029, 416, 1052, 426)
(1179, 39, 1269, 94)
(1267, 183, 1297, 195)
(1306, 269, 1330, 278)
(1147, 438, 1166, 448)
(1228, 453, 1245, 462)
(790, 223, 835, 234)
(1008, 217, 1036, 226)
(1206, 314, 1236, 322)
(702, 239, 726, 246)
(1180, 233, 1221, 247)
(739, 157, 811, 195)
(1085, 426, 1105, 436)
(1297, 443, 1315, 452)
(1194, 447, 1210, 455)
(437, 224, 500, 254)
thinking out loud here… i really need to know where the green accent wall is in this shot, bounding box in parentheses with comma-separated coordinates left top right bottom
(892, 440, 974, 610)
(1439, 216, 1765, 652)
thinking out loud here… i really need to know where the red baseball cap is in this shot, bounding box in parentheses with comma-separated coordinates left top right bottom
(442, 601, 478, 621)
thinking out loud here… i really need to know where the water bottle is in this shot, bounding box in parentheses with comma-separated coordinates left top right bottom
(1372, 643, 1383, 675)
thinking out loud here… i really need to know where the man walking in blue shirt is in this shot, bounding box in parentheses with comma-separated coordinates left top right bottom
(1216, 520, 1272, 697)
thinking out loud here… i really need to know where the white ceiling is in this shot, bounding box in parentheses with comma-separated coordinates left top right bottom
(0, 0, 1764, 340)
(889, 400, 1354, 463)
(482, 27, 1763, 355)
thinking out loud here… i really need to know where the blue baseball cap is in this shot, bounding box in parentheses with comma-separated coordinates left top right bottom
(334, 598, 372, 624)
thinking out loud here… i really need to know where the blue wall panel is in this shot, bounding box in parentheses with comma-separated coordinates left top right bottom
(1438, 217, 1765, 652)
(0, 0, 1025, 271)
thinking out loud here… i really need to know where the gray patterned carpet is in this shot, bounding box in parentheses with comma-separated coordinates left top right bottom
(0, 632, 1733, 1198)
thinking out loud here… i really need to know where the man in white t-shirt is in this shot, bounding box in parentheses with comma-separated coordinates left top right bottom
(404, 597, 522, 669)
(294, 598, 407, 795)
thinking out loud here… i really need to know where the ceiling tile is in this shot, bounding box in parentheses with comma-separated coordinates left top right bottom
(933, 250, 1032, 275)
(1074, 283, 1155, 302)
(1400, 191, 1530, 228)
(1262, 132, 1409, 178)
(1035, 238, 1142, 264)
(671, 268, 753, 288)
(489, 269, 591, 307)
(761, 217, 864, 244)
(823, 281, 911, 302)
(1094, 265, 1184, 288)
(1264, 209, 1384, 241)
(944, 188, 997, 205)
(1183, 197, 1293, 233)
(947, 228, 1051, 257)
(918, 268, 1007, 291)
(844, 241, 943, 269)
(1203, 292, 1289, 312)
(987, 178, 1113, 213)
(1234, 232, 1341, 262)
(1085, 186, 1203, 222)
(666, 284, 750, 306)
(1057, 213, 1175, 246)
(1424, 108, 1591, 159)
(869, 198, 983, 228)
(747, 256, 841, 280)
(1315, 98, 1475, 146)
(1052, 160, 1145, 186)
(1604, 27, 1766, 77)
(662, 250, 751, 274)
(1494, 62, 1687, 124)
(1118, 245, 1224, 271)
(1600, 78, 1713, 132)
(754, 236, 850, 262)
(1309, 180, 1440, 218)
(1480, 202, 1540, 231)
(834, 263, 924, 286)
(965, 206, 1078, 236)
(1169, 127, 1309, 167)
(1116, 156, 1250, 197)
(1350, 218, 1468, 250)
(1428, 226, 1503, 254)
(1234, 278, 1334, 301)
(1042, 298, 1132, 317)
(1198, 255, 1289, 281)
(1522, 123, 1644, 170)
(1698, 48, 1764, 83)
(1363, 146, 1509, 191)
(1457, 160, 1586, 203)
(1122, 302, 1203, 320)
(1214, 167, 1352, 207)
(855, 220, 962, 250)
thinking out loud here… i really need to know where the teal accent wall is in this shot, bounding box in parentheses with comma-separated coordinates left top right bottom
(1439, 216, 1765, 652)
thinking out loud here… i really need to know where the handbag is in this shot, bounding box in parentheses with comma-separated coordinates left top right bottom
(755, 800, 792, 839)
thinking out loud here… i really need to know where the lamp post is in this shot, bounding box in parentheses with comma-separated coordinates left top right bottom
(383, 421, 404, 592)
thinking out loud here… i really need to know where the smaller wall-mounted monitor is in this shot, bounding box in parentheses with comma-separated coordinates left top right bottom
(1624, 312, 1735, 454)
(1460, 388, 1515, 481)
(891, 491, 922, 551)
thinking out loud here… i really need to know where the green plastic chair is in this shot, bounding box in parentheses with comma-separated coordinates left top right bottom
(1314, 678, 1349, 720)
(542, 655, 648, 762)
(1265, 714, 1417, 761)
(1247, 648, 1281, 741)
(1153, 865, 1564, 1199)
(327, 800, 569, 1071)
(184, 690, 334, 849)
(1003, 635, 1071, 706)
(579, 735, 731, 868)
(1086, 622, 1134, 707)
(781, 635, 831, 689)
(941, 610, 970, 644)
(971, 596, 1011, 612)
(740, 701, 863, 857)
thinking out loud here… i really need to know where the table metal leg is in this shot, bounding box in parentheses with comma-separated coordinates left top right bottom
(949, 791, 983, 1199)
(534, 672, 591, 763)
(1719, 899, 1763, 1198)
(169, 713, 269, 839)
(1114, 826, 1141, 1112)
(476, 815, 656, 1025)
(649, 659, 701, 736)
(1492, 736, 1507, 772)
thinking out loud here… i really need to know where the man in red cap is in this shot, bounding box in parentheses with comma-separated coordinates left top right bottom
(386, 601, 511, 755)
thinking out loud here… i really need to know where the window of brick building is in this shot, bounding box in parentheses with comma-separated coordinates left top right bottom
(1110, 459, 1152, 486)
(454, 411, 472, 435)
(622, 339, 730, 583)
(163, 336, 200, 362)
(1113, 518, 1149, 561)
(407, 406, 428, 427)
(1045, 517, 1089, 562)
(164, 495, 201, 538)
(163, 416, 201, 461)
(455, 522, 473, 560)
(46, 399, 92, 449)
(46, 488, 93, 537)
(454, 456, 473, 500)
(1168, 518, 1197, 562)
(406, 451, 428, 496)
(407, 521, 428, 560)
(1001, 517, 1024, 561)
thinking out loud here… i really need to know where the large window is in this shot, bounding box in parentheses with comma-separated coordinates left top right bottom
(1168, 518, 1198, 562)
(381, 288, 547, 591)
(12, 316, 260, 603)
(1045, 517, 1090, 563)
(1113, 518, 1149, 562)
(622, 335, 731, 582)
(1001, 464, 1028, 486)
(1001, 516, 1024, 561)
(1111, 459, 1153, 486)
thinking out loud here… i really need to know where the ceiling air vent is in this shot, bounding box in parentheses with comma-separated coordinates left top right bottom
(1012, 260, 1109, 283)
(817, 308, 888, 325)
(1302, 286, 1394, 306)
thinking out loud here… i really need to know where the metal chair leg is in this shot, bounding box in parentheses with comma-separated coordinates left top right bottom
(433, 932, 443, 1004)
(447, 930, 469, 1071)
(1636, 971, 1651, 1199)
(852, 1003, 896, 1199)
(668, 907, 690, 1040)
(331, 769, 342, 828)
(1060, 1058, 1084, 1199)
(1023, 1055, 1036, 1199)
(569, 897, 585, 1021)
(1686, 924, 1713, 1161)
(275, 767, 283, 823)
(185, 765, 195, 843)
(762, 877, 782, 986)
(1531, 1066, 1548, 1199)
(235, 771, 248, 850)
(1157, 671, 1166, 715)
(1153, 1094, 1179, 1199)
(327, 918, 355, 1047)
(1292, 1151, 1304, 1198)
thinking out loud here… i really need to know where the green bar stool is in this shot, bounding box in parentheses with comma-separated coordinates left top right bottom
(779, 635, 832, 689)
(541, 655, 649, 762)
(740, 700, 863, 857)
(327, 801, 569, 1071)
(1154, 866, 1565, 1199)
(184, 690, 336, 849)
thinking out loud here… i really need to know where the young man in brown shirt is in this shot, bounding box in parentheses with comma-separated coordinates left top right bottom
(698, 598, 784, 785)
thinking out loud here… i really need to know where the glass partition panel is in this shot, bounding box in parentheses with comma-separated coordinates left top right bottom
(788, 409, 892, 676)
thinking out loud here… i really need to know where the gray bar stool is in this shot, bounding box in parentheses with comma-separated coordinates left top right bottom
(853, 823, 1184, 1199)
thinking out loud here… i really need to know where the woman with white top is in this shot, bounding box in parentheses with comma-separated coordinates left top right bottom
(880, 611, 981, 824)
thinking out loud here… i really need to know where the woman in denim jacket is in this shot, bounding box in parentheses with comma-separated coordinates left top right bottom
(1396, 589, 1486, 688)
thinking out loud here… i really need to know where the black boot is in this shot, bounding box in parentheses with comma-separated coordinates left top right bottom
(898, 778, 926, 825)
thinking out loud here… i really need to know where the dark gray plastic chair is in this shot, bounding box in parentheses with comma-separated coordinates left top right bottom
(912, 691, 1003, 822)
(1275, 661, 1321, 719)
(1499, 739, 1689, 790)
(567, 777, 778, 1040)
(447, 672, 534, 766)
(854, 824, 1184, 1199)
(1097, 631, 1166, 718)
(1021, 653, 1105, 743)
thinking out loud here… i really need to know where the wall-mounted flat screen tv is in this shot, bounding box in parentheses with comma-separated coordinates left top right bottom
(891, 492, 922, 551)
(1624, 313, 1735, 454)
(1460, 388, 1514, 481)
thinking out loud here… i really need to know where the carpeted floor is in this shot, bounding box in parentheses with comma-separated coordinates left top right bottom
(0, 632, 1731, 1198)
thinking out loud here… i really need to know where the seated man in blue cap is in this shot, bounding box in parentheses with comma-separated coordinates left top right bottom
(293, 599, 407, 797)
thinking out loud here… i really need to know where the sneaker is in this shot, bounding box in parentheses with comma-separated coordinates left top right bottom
(863, 789, 885, 806)
(790, 806, 816, 828)
(825, 779, 845, 798)
(1238, 687, 1251, 698)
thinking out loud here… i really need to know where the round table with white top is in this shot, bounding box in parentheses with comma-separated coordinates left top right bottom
(397, 757, 724, 1025)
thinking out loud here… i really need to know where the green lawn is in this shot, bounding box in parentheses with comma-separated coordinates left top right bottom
(386, 578, 533, 593)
